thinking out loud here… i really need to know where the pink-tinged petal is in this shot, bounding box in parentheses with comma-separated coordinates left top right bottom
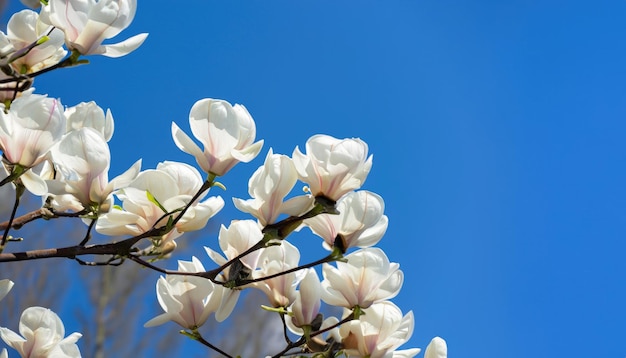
(215, 287, 240, 322)
(172, 121, 209, 172)
(230, 140, 264, 162)
(305, 213, 340, 246)
(292, 269, 321, 327)
(320, 263, 357, 308)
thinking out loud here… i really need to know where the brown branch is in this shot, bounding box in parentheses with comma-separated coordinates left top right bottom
(0, 208, 87, 231)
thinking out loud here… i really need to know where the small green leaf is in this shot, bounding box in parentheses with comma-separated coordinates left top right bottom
(146, 190, 167, 213)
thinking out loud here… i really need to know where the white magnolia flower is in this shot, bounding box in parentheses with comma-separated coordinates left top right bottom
(96, 161, 224, 247)
(251, 240, 304, 308)
(292, 134, 372, 201)
(0, 93, 65, 195)
(304, 190, 387, 251)
(47, 127, 140, 213)
(233, 149, 313, 226)
(45, 0, 148, 57)
(65, 101, 114, 141)
(0, 93, 65, 167)
(290, 268, 322, 329)
(0, 279, 14, 302)
(321, 248, 403, 309)
(205, 220, 265, 318)
(5, 9, 66, 73)
(145, 257, 231, 328)
(206, 220, 264, 275)
(339, 301, 420, 358)
(0, 306, 82, 358)
(172, 98, 264, 176)
(424, 337, 447, 358)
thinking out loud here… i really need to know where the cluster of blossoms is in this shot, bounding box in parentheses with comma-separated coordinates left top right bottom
(143, 99, 448, 357)
(0, 0, 448, 357)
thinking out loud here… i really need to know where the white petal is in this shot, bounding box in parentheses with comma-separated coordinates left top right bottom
(171, 121, 209, 172)
(424, 337, 447, 358)
(96, 33, 148, 57)
(21, 170, 48, 196)
(0, 279, 14, 301)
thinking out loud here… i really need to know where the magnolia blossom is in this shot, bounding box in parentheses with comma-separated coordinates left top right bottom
(0, 9, 63, 100)
(251, 240, 304, 308)
(0, 93, 65, 167)
(206, 220, 264, 276)
(145, 257, 232, 328)
(172, 98, 264, 176)
(290, 268, 322, 329)
(0, 93, 65, 195)
(205, 220, 265, 318)
(0, 306, 82, 358)
(321, 248, 403, 309)
(339, 301, 420, 358)
(4, 9, 66, 73)
(424, 337, 447, 358)
(45, 0, 148, 57)
(46, 127, 140, 213)
(96, 161, 224, 249)
(233, 149, 313, 226)
(65, 101, 114, 141)
(292, 134, 372, 201)
(304, 190, 388, 251)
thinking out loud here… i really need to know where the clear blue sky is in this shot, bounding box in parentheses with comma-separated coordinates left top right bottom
(4, 0, 626, 357)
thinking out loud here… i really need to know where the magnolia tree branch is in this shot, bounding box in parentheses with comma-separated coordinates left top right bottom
(0, 207, 88, 231)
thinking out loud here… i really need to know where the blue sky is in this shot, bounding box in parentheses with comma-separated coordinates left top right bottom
(3, 0, 626, 357)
